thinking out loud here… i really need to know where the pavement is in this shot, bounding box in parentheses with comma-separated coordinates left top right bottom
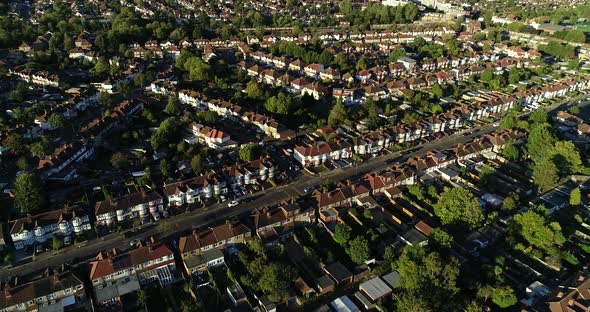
(2, 94, 585, 278)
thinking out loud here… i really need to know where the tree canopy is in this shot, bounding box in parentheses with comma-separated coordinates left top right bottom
(396, 246, 461, 312)
(348, 236, 369, 264)
(14, 172, 45, 214)
(328, 98, 349, 126)
(433, 187, 484, 230)
(239, 144, 261, 161)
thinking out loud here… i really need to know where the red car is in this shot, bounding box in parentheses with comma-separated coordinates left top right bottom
(433, 132, 443, 139)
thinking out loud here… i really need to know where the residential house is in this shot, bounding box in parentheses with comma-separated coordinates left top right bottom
(94, 191, 164, 226)
(0, 270, 87, 312)
(251, 200, 314, 245)
(9, 205, 92, 250)
(164, 174, 227, 207)
(89, 240, 176, 305)
(547, 273, 590, 312)
(37, 141, 93, 180)
(223, 157, 276, 187)
(178, 221, 251, 274)
(187, 122, 236, 150)
(294, 140, 352, 167)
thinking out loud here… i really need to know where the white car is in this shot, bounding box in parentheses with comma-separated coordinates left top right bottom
(152, 213, 160, 221)
(228, 201, 239, 207)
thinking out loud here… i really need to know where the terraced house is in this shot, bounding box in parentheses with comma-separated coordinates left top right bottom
(164, 174, 228, 207)
(0, 270, 87, 312)
(89, 240, 176, 305)
(251, 199, 315, 245)
(294, 140, 353, 167)
(178, 221, 251, 274)
(223, 157, 277, 187)
(9, 205, 91, 250)
(94, 191, 164, 226)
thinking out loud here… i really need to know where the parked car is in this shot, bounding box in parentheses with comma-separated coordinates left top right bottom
(228, 200, 239, 207)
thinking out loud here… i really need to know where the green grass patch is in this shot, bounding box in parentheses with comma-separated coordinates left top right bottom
(562, 250, 580, 266)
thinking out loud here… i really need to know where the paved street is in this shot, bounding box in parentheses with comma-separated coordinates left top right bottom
(1, 94, 584, 278)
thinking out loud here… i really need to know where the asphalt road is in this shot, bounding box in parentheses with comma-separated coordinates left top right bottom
(2, 93, 585, 278)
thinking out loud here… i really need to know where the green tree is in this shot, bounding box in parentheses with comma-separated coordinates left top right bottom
(396, 246, 461, 312)
(165, 96, 182, 116)
(479, 165, 495, 189)
(14, 172, 45, 214)
(258, 263, 295, 302)
(465, 300, 482, 312)
(389, 48, 405, 62)
(502, 193, 518, 211)
(110, 152, 129, 169)
(30, 137, 52, 158)
(249, 237, 266, 257)
(526, 123, 556, 163)
(431, 84, 444, 99)
(348, 236, 370, 265)
(16, 156, 28, 170)
(264, 93, 295, 115)
(434, 188, 484, 230)
(196, 111, 218, 124)
(191, 155, 202, 175)
(529, 108, 548, 125)
(333, 223, 351, 246)
(92, 59, 110, 78)
(98, 92, 114, 107)
(246, 80, 265, 100)
(328, 98, 348, 126)
(502, 140, 520, 161)
(137, 290, 147, 308)
(492, 286, 517, 309)
(185, 57, 211, 81)
(356, 56, 368, 71)
(532, 157, 558, 193)
(5, 133, 27, 155)
(47, 113, 65, 128)
(430, 228, 453, 250)
(570, 187, 582, 206)
(159, 159, 170, 178)
(513, 210, 556, 251)
(150, 118, 177, 150)
(480, 69, 494, 82)
(9, 83, 28, 102)
(407, 184, 424, 201)
(551, 140, 582, 175)
(239, 144, 260, 161)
